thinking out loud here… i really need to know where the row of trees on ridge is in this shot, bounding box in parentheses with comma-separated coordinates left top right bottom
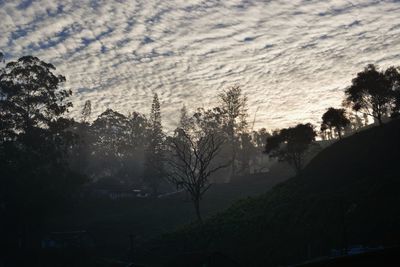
(1, 52, 400, 226)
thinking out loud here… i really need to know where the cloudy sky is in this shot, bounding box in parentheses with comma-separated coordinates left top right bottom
(1, 0, 399, 131)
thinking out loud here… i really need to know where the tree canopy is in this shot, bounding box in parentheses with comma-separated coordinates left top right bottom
(345, 64, 400, 125)
(265, 123, 316, 174)
(166, 111, 229, 222)
(0, 56, 71, 136)
(321, 107, 350, 139)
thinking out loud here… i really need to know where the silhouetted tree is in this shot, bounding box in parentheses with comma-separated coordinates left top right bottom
(0, 55, 83, 250)
(173, 105, 195, 163)
(346, 113, 365, 133)
(253, 128, 270, 150)
(265, 123, 316, 174)
(144, 93, 165, 196)
(237, 132, 254, 174)
(0, 56, 71, 135)
(321, 108, 350, 139)
(193, 106, 232, 182)
(219, 85, 248, 177)
(384, 66, 400, 117)
(246, 128, 271, 173)
(193, 107, 225, 133)
(67, 100, 93, 176)
(344, 64, 397, 126)
(124, 111, 149, 183)
(362, 113, 369, 126)
(127, 111, 149, 148)
(166, 126, 229, 223)
(78, 108, 149, 185)
(178, 105, 194, 132)
(320, 123, 331, 140)
(89, 108, 130, 179)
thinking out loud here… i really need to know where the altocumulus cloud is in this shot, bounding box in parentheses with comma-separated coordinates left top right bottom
(1, 0, 400, 130)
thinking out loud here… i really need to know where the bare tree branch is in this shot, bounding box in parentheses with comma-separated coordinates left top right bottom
(164, 128, 228, 223)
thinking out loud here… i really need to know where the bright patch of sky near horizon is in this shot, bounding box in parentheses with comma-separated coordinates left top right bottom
(1, 0, 399, 131)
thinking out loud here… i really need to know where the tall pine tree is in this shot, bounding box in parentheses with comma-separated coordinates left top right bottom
(219, 85, 248, 178)
(81, 100, 92, 123)
(144, 93, 165, 196)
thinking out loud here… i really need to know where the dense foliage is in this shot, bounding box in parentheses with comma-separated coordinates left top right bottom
(0, 56, 84, 252)
(265, 123, 317, 174)
(321, 107, 350, 139)
(345, 64, 400, 125)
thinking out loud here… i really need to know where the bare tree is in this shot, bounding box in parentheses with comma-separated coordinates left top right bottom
(166, 128, 229, 223)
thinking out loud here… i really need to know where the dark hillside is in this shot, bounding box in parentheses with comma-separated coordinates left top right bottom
(145, 119, 400, 266)
(41, 165, 290, 260)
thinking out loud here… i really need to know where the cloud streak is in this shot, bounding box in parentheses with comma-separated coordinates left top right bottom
(1, 0, 399, 130)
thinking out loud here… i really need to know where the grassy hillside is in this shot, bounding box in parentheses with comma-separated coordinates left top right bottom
(143, 119, 400, 266)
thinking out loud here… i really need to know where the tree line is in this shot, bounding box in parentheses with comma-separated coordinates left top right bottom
(0, 54, 268, 231)
(265, 64, 400, 176)
(1, 53, 400, 229)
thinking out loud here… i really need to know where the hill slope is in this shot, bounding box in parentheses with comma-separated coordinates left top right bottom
(144, 119, 400, 266)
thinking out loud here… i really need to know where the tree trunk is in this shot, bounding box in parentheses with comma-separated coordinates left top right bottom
(292, 153, 303, 176)
(338, 129, 342, 139)
(377, 114, 383, 126)
(194, 199, 202, 224)
(295, 165, 302, 176)
(230, 133, 236, 179)
(226, 121, 238, 180)
(231, 152, 236, 178)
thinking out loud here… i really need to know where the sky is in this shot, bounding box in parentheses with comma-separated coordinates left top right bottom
(0, 0, 399, 131)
